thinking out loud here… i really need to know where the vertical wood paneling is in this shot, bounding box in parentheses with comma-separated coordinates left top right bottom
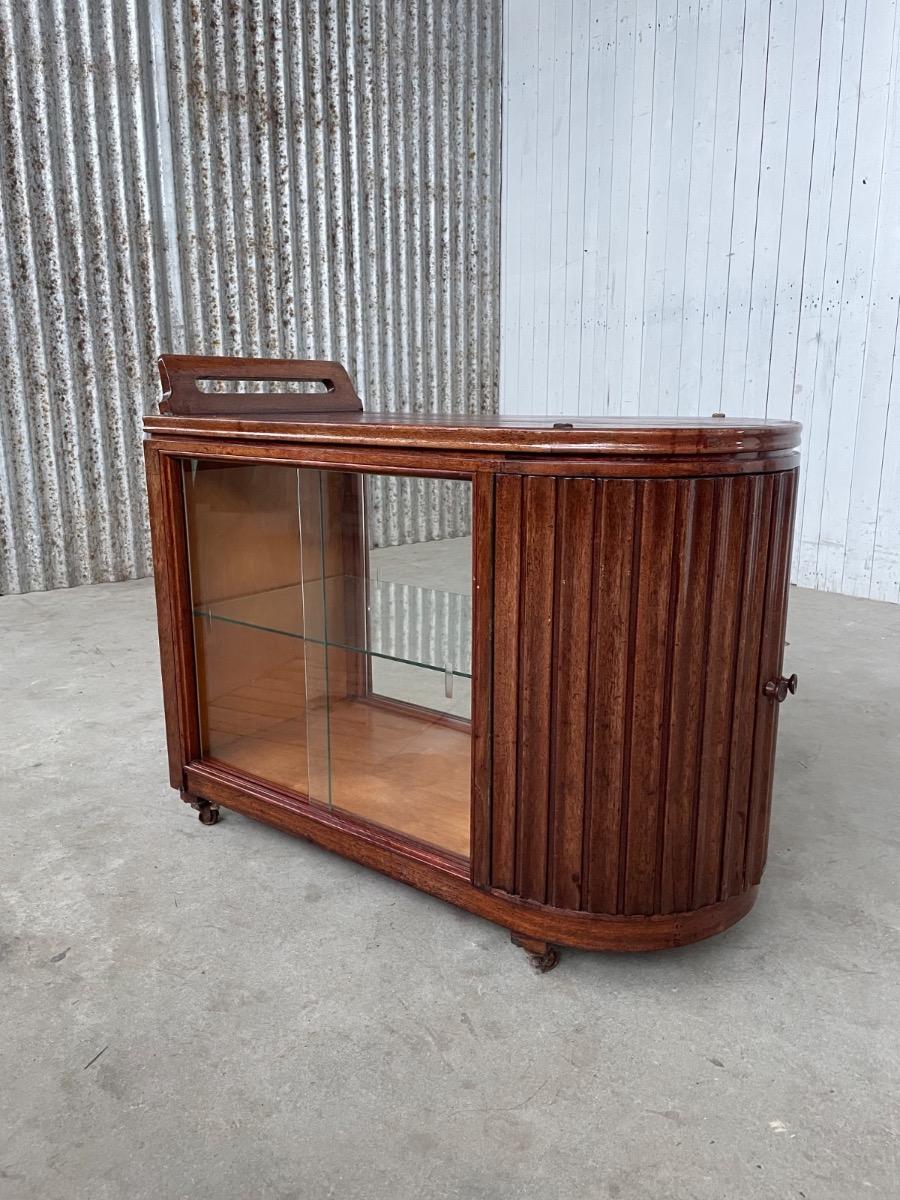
(747, 469, 799, 883)
(514, 476, 556, 902)
(501, 0, 900, 603)
(490, 474, 522, 892)
(720, 474, 775, 898)
(623, 481, 677, 915)
(489, 470, 801, 916)
(470, 471, 495, 888)
(692, 478, 751, 909)
(489, 469, 797, 916)
(144, 446, 202, 785)
(584, 480, 638, 914)
(547, 478, 594, 911)
(660, 478, 716, 913)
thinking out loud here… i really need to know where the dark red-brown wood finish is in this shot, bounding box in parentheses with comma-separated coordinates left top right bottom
(485, 470, 797, 921)
(145, 355, 801, 971)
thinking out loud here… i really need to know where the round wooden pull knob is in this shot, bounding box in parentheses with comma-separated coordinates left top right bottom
(764, 673, 798, 703)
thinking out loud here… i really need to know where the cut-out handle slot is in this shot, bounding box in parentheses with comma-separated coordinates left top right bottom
(158, 354, 361, 416)
(196, 378, 329, 394)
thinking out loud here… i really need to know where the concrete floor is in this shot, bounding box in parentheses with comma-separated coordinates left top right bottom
(1, 578, 898, 1200)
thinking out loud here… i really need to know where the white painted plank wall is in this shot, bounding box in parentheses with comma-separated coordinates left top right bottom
(500, 0, 900, 602)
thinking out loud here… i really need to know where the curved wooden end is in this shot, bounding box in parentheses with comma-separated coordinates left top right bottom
(499, 886, 759, 953)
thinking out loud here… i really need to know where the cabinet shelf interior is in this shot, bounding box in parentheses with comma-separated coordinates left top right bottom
(183, 460, 473, 858)
(192, 576, 472, 680)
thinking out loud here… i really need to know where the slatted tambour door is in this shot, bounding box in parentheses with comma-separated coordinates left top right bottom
(487, 470, 798, 917)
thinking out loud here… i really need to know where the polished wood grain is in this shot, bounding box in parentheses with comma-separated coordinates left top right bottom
(624, 480, 678, 915)
(470, 472, 495, 887)
(547, 478, 594, 911)
(494, 449, 800, 477)
(183, 756, 760, 952)
(584, 480, 637, 913)
(145, 409, 802, 458)
(721, 474, 775, 900)
(144, 443, 201, 787)
(147, 356, 801, 459)
(746, 469, 799, 885)
(486, 470, 799, 923)
(692, 478, 750, 909)
(146, 431, 799, 483)
(159, 354, 362, 416)
(659, 479, 715, 913)
(515, 476, 557, 903)
(489, 475, 522, 893)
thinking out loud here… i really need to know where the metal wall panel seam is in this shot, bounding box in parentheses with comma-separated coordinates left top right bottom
(1, 0, 66, 590)
(0, 0, 501, 592)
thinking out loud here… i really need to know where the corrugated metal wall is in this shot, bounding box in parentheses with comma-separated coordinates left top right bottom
(501, 0, 900, 603)
(0, 0, 501, 595)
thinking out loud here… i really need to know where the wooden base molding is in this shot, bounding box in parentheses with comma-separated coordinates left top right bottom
(184, 760, 758, 954)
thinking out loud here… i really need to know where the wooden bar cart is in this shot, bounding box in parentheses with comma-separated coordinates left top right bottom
(145, 355, 800, 971)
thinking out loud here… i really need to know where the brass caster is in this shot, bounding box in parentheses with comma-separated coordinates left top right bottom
(511, 934, 560, 973)
(180, 788, 220, 825)
(529, 947, 559, 973)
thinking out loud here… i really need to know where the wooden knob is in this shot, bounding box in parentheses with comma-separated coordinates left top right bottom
(764, 674, 798, 703)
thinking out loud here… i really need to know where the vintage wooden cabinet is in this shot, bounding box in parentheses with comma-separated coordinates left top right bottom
(145, 355, 800, 971)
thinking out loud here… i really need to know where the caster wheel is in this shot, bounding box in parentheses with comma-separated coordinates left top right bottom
(528, 947, 559, 974)
(198, 805, 220, 826)
(511, 933, 560, 973)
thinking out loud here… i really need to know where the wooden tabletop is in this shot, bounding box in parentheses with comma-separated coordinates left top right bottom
(144, 408, 801, 457)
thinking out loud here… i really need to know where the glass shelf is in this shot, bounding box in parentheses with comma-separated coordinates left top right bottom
(183, 460, 473, 859)
(192, 575, 472, 680)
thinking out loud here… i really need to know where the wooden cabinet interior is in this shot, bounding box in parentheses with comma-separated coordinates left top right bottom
(183, 459, 473, 859)
(146, 354, 801, 971)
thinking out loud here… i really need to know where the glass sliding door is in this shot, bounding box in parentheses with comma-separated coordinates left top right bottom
(183, 461, 472, 859)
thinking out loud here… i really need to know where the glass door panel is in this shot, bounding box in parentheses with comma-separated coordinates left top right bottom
(183, 460, 472, 859)
(326, 651, 471, 857)
(184, 462, 316, 799)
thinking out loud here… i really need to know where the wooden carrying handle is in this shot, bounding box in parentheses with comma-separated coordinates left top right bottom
(157, 354, 362, 416)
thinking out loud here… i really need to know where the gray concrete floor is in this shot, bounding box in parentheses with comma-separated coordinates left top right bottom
(1, 579, 898, 1200)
